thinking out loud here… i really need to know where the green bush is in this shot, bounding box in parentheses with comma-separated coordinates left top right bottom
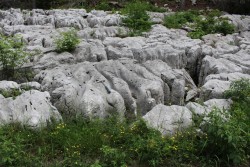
(187, 15, 235, 39)
(198, 108, 249, 165)
(95, 0, 113, 11)
(100, 145, 127, 167)
(196, 79, 250, 165)
(225, 79, 250, 125)
(0, 34, 28, 78)
(55, 29, 80, 53)
(164, 10, 200, 29)
(146, 2, 167, 13)
(122, 1, 152, 36)
(187, 28, 206, 39)
(225, 79, 250, 104)
(164, 9, 235, 39)
(214, 19, 235, 35)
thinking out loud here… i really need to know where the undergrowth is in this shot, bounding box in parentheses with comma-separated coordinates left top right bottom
(55, 29, 80, 53)
(0, 34, 29, 79)
(164, 9, 235, 39)
(0, 88, 22, 98)
(122, 1, 152, 36)
(0, 79, 249, 167)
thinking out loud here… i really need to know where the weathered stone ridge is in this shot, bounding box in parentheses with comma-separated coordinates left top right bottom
(0, 8, 250, 132)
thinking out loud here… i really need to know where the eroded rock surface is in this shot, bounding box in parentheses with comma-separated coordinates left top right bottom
(35, 59, 195, 117)
(0, 90, 62, 127)
(142, 104, 192, 135)
(0, 8, 250, 128)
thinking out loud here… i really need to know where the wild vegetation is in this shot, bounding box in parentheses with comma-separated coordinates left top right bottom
(0, 79, 249, 167)
(164, 9, 235, 39)
(121, 1, 153, 36)
(0, 34, 29, 79)
(55, 29, 80, 53)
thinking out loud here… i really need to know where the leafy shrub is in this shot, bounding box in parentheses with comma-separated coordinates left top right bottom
(188, 15, 235, 39)
(95, 0, 113, 11)
(55, 29, 80, 53)
(198, 108, 249, 165)
(146, 2, 167, 13)
(225, 79, 250, 104)
(122, 1, 152, 36)
(195, 79, 250, 165)
(214, 19, 235, 35)
(0, 34, 28, 78)
(187, 28, 206, 39)
(164, 10, 200, 29)
(224, 79, 250, 130)
(164, 9, 235, 39)
(100, 145, 127, 167)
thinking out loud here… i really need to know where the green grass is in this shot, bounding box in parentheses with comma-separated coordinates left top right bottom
(0, 89, 22, 98)
(0, 79, 249, 167)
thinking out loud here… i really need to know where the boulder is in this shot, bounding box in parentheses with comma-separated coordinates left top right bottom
(200, 79, 231, 100)
(0, 90, 62, 128)
(186, 98, 232, 116)
(0, 81, 20, 92)
(224, 14, 250, 32)
(199, 56, 243, 85)
(186, 102, 208, 115)
(35, 61, 127, 118)
(143, 104, 192, 135)
(204, 99, 232, 111)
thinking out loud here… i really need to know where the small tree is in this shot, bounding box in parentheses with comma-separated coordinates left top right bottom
(0, 34, 28, 79)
